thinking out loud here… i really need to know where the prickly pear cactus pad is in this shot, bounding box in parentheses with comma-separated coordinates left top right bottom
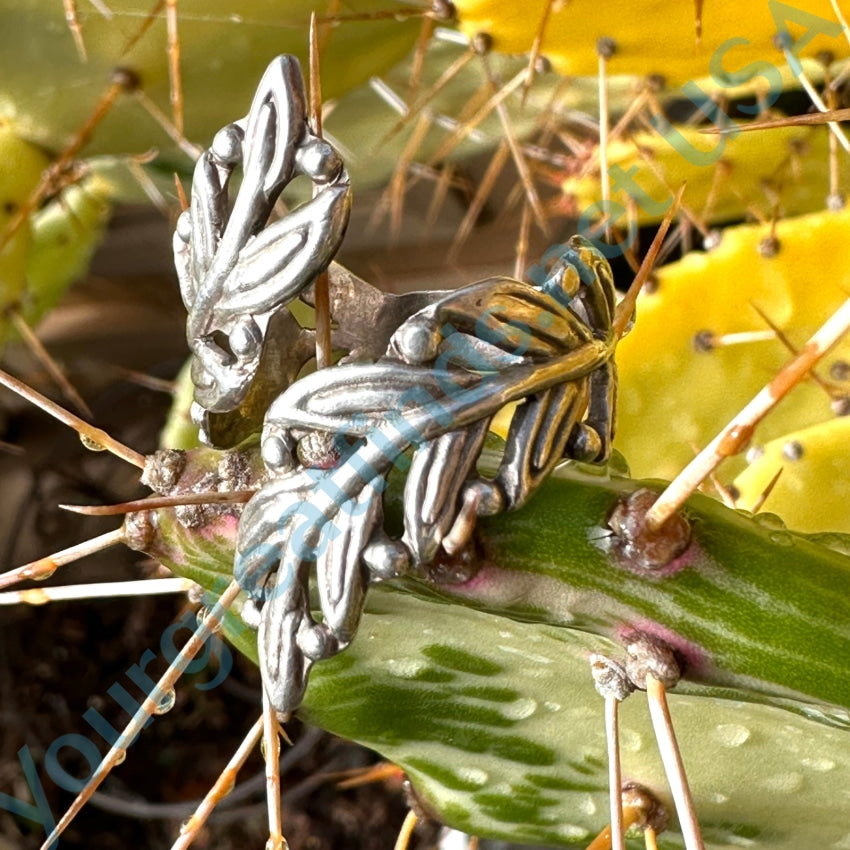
(140, 444, 850, 850)
(614, 207, 850, 516)
(732, 417, 850, 532)
(0, 125, 51, 332)
(24, 174, 112, 325)
(3, 0, 420, 157)
(561, 125, 849, 227)
(451, 0, 848, 86)
(303, 590, 850, 850)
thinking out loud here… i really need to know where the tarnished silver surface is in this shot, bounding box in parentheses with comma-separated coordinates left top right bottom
(239, 237, 618, 714)
(178, 55, 621, 717)
(173, 55, 351, 445)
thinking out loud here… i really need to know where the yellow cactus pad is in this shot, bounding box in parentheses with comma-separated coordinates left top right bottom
(24, 173, 113, 326)
(454, 0, 848, 87)
(732, 418, 850, 533)
(563, 123, 845, 227)
(0, 124, 51, 325)
(615, 206, 850, 482)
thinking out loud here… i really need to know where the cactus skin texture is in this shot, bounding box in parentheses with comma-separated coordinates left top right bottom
(614, 206, 850, 532)
(0, 136, 112, 346)
(0, 125, 51, 339)
(23, 175, 113, 326)
(562, 124, 848, 228)
(2, 1, 420, 158)
(452, 0, 848, 87)
(732, 417, 850, 532)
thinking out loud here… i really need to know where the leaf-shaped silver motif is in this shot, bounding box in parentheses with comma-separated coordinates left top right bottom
(173, 55, 351, 445)
(402, 423, 490, 567)
(239, 237, 618, 714)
